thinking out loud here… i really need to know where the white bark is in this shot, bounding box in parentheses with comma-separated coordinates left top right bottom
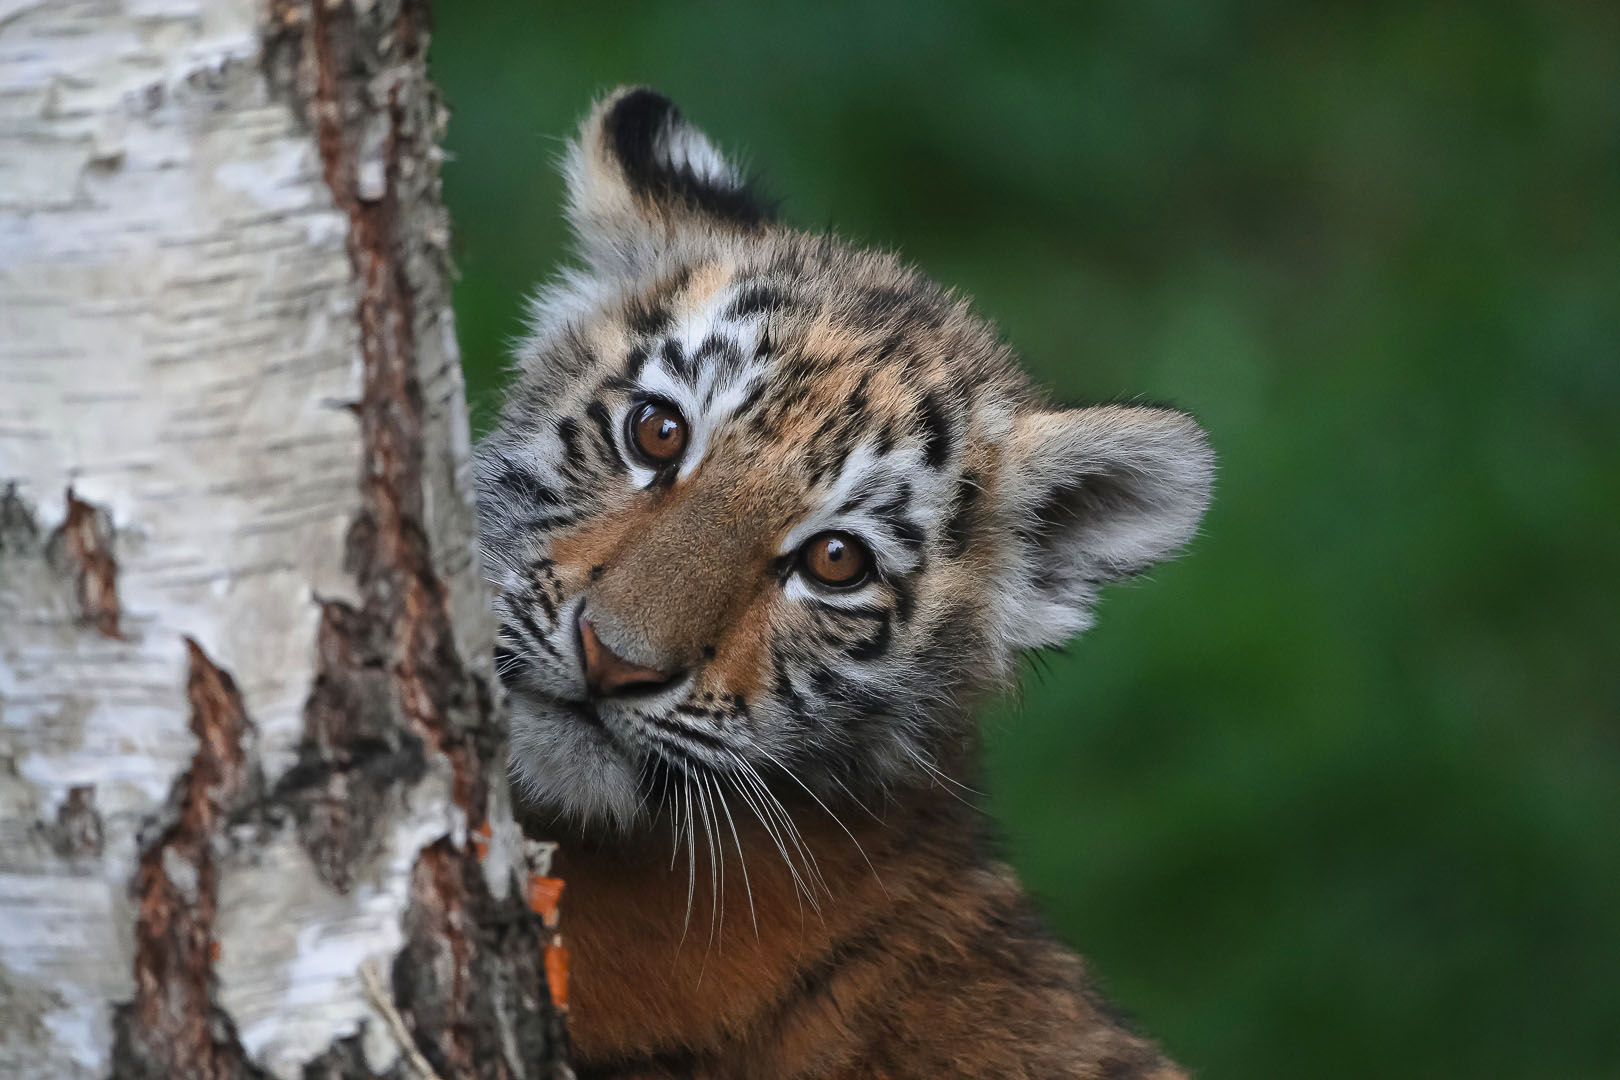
(0, 2, 559, 1077)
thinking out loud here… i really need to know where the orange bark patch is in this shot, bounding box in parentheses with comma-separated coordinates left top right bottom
(526, 873, 566, 928)
(545, 940, 571, 1010)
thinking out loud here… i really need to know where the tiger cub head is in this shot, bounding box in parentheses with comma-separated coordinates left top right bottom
(475, 88, 1213, 832)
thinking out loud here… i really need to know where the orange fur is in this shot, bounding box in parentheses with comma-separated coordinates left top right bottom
(547, 788, 1184, 1079)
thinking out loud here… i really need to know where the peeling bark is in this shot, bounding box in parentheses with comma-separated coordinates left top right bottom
(395, 840, 566, 1080)
(48, 491, 122, 640)
(112, 640, 264, 1080)
(0, 2, 564, 1078)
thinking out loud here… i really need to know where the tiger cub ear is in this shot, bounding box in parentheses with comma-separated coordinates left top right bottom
(563, 86, 772, 274)
(997, 404, 1214, 649)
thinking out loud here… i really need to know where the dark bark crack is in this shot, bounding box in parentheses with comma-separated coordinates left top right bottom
(394, 840, 570, 1080)
(46, 487, 122, 639)
(111, 639, 265, 1080)
(0, 482, 41, 555)
(46, 785, 105, 858)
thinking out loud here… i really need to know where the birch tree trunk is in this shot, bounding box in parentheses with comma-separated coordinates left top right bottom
(0, 2, 566, 1076)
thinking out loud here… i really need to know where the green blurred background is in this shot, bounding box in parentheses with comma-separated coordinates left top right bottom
(430, 4, 1620, 1076)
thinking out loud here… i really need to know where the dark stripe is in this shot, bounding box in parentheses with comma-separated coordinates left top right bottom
(852, 284, 913, 324)
(837, 490, 872, 515)
(917, 390, 953, 468)
(872, 482, 913, 521)
(646, 716, 729, 750)
(872, 328, 906, 362)
(733, 377, 769, 423)
(693, 333, 745, 395)
(492, 644, 525, 686)
(512, 611, 559, 658)
(483, 459, 561, 508)
(823, 442, 854, 488)
(890, 516, 925, 552)
(872, 483, 925, 551)
(945, 473, 980, 557)
(807, 601, 887, 622)
(555, 417, 583, 470)
(661, 337, 690, 380)
(601, 88, 773, 227)
(625, 296, 668, 337)
(841, 372, 872, 425)
(773, 662, 809, 721)
(518, 512, 579, 535)
(893, 578, 916, 624)
(846, 281, 948, 331)
(846, 611, 892, 661)
(575, 1047, 697, 1080)
(623, 342, 650, 380)
(874, 423, 896, 457)
(755, 895, 948, 1036)
(526, 580, 557, 622)
(726, 282, 792, 319)
(584, 399, 627, 474)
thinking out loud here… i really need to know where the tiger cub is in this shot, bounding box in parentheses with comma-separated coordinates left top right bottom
(474, 87, 1211, 1079)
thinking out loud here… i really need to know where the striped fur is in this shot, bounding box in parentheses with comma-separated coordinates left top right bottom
(475, 87, 1212, 1078)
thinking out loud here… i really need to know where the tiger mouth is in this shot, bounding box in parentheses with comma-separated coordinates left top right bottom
(493, 631, 608, 737)
(512, 681, 617, 742)
(554, 695, 608, 735)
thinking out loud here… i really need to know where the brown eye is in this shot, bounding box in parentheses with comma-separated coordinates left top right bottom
(627, 399, 688, 465)
(801, 532, 871, 589)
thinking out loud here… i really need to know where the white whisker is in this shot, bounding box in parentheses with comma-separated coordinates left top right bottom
(715, 774, 758, 938)
(726, 753, 819, 915)
(734, 754, 829, 904)
(698, 772, 722, 952)
(756, 745, 888, 900)
(681, 772, 697, 942)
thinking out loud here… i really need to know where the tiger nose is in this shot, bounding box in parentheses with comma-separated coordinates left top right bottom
(577, 615, 673, 697)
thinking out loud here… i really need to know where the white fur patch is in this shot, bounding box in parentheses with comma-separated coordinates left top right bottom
(653, 118, 739, 191)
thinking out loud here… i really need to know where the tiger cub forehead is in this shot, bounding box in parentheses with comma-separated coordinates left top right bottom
(519, 237, 1032, 492)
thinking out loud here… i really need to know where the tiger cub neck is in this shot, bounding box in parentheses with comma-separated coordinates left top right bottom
(548, 786, 981, 1065)
(548, 788, 1181, 1079)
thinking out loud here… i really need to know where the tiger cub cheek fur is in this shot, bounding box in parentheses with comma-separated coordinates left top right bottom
(473, 86, 1214, 834)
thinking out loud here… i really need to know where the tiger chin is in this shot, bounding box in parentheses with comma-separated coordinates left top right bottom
(474, 86, 1211, 1079)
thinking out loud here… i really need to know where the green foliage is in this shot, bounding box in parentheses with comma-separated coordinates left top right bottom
(432, 4, 1620, 1076)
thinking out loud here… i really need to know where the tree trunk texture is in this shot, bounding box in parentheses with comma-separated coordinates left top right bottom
(0, 2, 567, 1077)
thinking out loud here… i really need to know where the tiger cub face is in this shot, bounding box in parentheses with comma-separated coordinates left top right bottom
(475, 88, 1213, 832)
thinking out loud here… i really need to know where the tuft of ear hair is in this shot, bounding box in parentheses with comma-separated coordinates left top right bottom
(999, 404, 1214, 649)
(563, 86, 773, 275)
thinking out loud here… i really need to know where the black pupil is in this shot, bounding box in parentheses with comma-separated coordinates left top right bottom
(823, 538, 847, 564)
(653, 416, 677, 442)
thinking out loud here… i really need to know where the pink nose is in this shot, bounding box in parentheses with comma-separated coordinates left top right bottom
(577, 616, 672, 697)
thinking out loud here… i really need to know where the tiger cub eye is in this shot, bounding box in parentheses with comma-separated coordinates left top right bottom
(801, 532, 871, 588)
(627, 399, 688, 465)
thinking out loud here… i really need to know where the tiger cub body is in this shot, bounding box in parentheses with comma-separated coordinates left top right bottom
(475, 87, 1211, 1079)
